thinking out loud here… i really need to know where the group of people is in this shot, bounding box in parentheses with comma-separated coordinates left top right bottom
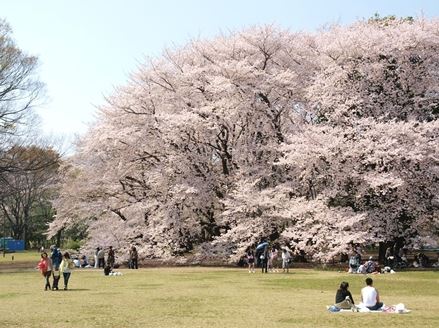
(38, 245, 138, 286)
(348, 253, 382, 274)
(37, 246, 74, 291)
(94, 246, 115, 269)
(383, 246, 434, 269)
(333, 277, 383, 311)
(246, 244, 293, 274)
(94, 246, 120, 276)
(348, 246, 437, 273)
(94, 245, 140, 275)
(384, 246, 415, 268)
(413, 252, 430, 268)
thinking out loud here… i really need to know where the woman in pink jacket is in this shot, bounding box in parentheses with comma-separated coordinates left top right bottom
(37, 252, 53, 291)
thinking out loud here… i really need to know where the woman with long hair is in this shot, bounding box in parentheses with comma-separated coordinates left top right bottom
(59, 252, 74, 290)
(37, 252, 53, 291)
(334, 281, 356, 310)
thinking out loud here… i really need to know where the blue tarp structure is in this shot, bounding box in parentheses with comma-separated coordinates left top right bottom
(7, 239, 24, 251)
(0, 237, 24, 251)
(0, 237, 12, 250)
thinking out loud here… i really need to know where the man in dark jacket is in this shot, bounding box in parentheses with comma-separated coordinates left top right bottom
(50, 245, 62, 270)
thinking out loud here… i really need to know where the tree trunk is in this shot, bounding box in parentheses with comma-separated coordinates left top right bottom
(55, 230, 62, 247)
(23, 223, 27, 250)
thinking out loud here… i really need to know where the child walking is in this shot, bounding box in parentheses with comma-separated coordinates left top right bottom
(52, 268, 61, 290)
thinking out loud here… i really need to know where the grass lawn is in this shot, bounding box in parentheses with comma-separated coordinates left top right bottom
(0, 266, 438, 328)
(0, 251, 40, 263)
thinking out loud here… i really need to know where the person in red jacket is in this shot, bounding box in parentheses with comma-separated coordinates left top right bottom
(37, 252, 53, 291)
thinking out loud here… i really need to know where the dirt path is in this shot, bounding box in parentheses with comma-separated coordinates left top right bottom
(0, 261, 35, 271)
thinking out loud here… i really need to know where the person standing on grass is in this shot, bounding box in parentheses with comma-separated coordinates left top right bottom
(246, 250, 255, 273)
(282, 248, 291, 273)
(361, 277, 383, 310)
(97, 247, 106, 268)
(50, 245, 62, 271)
(107, 246, 115, 268)
(268, 247, 278, 272)
(60, 252, 74, 290)
(261, 245, 269, 273)
(129, 246, 138, 269)
(37, 252, 53, 291)
(94, 247, 100, 268)
(52, 267, 61, 290)
(50, 246, 62, 290)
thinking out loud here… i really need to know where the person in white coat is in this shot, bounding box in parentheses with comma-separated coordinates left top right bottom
(282, 248, 291, 273)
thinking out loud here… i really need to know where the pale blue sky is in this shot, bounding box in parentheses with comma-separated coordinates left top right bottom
(1, 0, 438, 145)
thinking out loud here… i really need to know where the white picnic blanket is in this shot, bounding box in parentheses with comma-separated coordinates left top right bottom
(327, 303, 411, 314)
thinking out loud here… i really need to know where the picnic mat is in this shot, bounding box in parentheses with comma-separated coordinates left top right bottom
(327, 303, 411, 314)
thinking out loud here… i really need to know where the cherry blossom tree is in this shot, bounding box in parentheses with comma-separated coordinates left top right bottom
(50, 18, 439, 263)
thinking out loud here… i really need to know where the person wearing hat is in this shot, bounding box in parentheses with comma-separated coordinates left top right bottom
(50, 245, 62, 271)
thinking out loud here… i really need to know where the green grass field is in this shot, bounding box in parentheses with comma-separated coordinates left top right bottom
(0, 259, 438, 328)
(1, 251, 39, 262)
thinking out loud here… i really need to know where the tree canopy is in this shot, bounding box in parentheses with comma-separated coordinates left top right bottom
(0, 19, 59, 249)
(50, 18, 439, 262)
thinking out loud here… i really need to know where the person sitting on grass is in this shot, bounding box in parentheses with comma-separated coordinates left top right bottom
(361, 277, 383, 311)
(348, 252, 360, 273)
(80, 255, 89, 267)
(432, 253, 439, 268)
(104, 264, 113, 276)
(334, 281, 356, 310)
(362, 256, 379, 274)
